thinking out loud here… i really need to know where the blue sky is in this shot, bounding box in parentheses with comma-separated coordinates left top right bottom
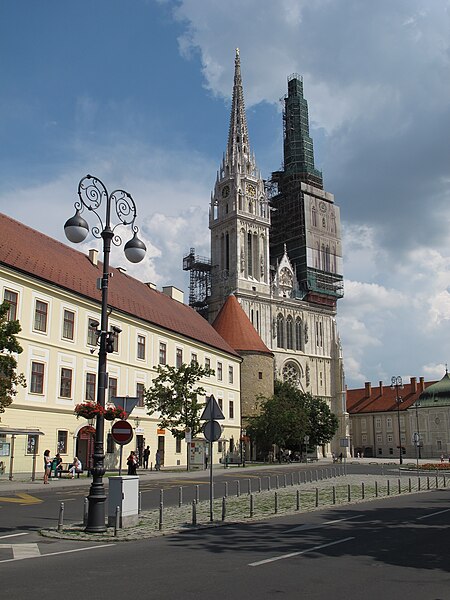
(1, 0, 450, 389)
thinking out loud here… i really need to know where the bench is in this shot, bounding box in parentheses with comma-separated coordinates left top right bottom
(51, 462, 84, 478)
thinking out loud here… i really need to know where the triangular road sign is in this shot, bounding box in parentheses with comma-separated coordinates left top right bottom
(111, 396, 139, 418)
(200, 394, 225, 421)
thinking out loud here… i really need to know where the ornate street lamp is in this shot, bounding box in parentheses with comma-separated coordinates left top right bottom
(391, 376, 404, 465)
(64, 174, 146, 532)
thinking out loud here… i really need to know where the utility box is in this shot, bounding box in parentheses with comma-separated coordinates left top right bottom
(108, 475, 139, 528)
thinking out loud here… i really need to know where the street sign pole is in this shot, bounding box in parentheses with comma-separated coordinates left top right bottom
(209, 436, 213, 522)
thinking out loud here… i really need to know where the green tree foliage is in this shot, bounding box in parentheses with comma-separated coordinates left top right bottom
(143, 362, 214, 439)
(0, 301, 26, 413)
(247, 380, 338, 453)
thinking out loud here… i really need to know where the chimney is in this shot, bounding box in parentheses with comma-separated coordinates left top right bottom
(88, 249, 98, 266)
(419, 376, 425, 392)
(162, 286, 184, 303)
(379, 381, 383, 395)
(410, 376, 417, 393)
(365, 382, 372, 398)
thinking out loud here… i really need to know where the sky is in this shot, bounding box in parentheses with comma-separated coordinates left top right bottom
(1, 0, 450, 389)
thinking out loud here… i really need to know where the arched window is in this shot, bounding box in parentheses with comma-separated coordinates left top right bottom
(277, 313, 284, 348)
(295, 318, 303, 351)
(286, 316, 294, 349)
(282, 361, 301, 386)
(312, 207, 317, 227)
(225, 232, 230, 271)
(247, 232, 253, 277)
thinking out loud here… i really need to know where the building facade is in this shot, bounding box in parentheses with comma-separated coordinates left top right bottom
(191, 50, 347, 455)
(0, 213, 241, 475)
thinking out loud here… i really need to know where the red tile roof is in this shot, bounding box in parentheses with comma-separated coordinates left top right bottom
(0, 212, 238, 357)
(346, 378, 435, 414)
(212, 294, 273, 355)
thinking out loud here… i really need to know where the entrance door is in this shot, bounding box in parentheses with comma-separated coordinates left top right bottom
(136, 435, 144, 466)
(157, 435, 165, 466)
(76, 426, 95, 470)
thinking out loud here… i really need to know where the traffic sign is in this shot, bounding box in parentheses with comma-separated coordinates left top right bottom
(111, 420, 133, 445)
(203, 420, 221, 442)
(185, 427, 192, 444)
(111, 396, 139, 418)
(200, 395, 225, 421)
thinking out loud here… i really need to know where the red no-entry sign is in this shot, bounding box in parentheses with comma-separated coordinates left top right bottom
(111, 420, 133, 445)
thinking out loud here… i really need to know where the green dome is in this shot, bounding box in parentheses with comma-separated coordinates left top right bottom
(418, 371, 450, 407)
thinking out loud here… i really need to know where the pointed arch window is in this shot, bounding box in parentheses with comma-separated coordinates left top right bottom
(247, 232, 253, 277)
(312, 207, 317, 227)
(286, 316, 294, 349)
(277, 313, 285, 348)
(295, 318, 303, 351)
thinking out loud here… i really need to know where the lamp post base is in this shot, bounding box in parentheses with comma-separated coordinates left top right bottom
(86, 478, 107, 532)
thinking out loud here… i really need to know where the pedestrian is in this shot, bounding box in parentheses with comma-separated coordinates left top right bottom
(143, 445, 150, 469)
(69, 457, 82, 478)
(127, 451, 138, 475)
(54, 453, 63, 478)
(43, 449, 52, 484)
(441, 454, 444, 463)
(155, 449, 161, 471)
(339, 452, 343, 463)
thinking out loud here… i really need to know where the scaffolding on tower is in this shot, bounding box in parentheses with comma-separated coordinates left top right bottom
(182, 248, 212, 319)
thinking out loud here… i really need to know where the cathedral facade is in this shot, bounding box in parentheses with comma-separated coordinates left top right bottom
(187, 50, 348, 455)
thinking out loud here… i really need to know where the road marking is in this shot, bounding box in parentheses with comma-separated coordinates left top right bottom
(0, 492, 43, 505)
(249, 537, 355, 567)
(0, 543, 114, 564)
(0, 532, 29, 540)
(417, 508, 450, 520)
(287, 515, 359, 533)
(0, 543, 40, 559)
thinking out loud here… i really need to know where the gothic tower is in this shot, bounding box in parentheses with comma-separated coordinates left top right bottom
(208, 49, 271, 322)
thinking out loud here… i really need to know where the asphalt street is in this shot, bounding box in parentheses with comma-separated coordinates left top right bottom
(1, 482, 449, 600)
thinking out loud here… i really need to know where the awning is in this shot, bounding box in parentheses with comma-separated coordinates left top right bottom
(0, 428, 45, 436)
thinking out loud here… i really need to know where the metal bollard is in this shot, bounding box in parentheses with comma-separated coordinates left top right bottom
(375, 481, 378, 497)
(444, 474, 447, 487)
(315, 487, 319, 507)
(114, 505, 120, 536)
(57, 502, 64, 532)
(361, 482, 365, 500)
(159, 500, 163, 531)
(348, 484, 351, 502)
(267, 476, 271, 491)
(178, 487, 183, 507)
(436, 475, 439, 489)
(224, 481, 228, 498)
(418, 477, 421, 491)
(236, 480, 240, 497)
(274, 491, 278, 514)
(276, 475, 279, 489)
(398, 479, 401, 494)
(296, 489, 300, 511)
(247, 479, 252, 495)
(387, 480, 390, 495)
(408, 478, 411, 493)
(250, 494, 254, 518)
(192, 500, 197, 525)
(138, 491, 142, 514)
(258, 478, 262, 493)
(195, 485, 200, 503)
(283, 474, 287, 488)
(83, 497, 88, 525)
(160, 488, 164, 505)
(221, 496, 226, 521)
(332, 486, 336, 504)
(290, 472, 294, 486)
(427, 476, 430, 490)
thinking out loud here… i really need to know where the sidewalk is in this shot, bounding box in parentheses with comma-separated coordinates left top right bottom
(0, 456, 438, 494)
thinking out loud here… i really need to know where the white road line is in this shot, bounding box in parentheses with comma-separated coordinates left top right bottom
(0, 532, 29, 539)
(0, 543, 114, 564)
(287, 515, 359, 533)
(417, 508, 450, 520)
(249, 537, 355, 567)
(13, 543, 41, 559)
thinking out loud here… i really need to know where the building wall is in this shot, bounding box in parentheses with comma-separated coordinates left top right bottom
(0, 265, 241, 475)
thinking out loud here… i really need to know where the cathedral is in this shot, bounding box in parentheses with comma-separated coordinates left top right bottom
(184, 49, 347, 455)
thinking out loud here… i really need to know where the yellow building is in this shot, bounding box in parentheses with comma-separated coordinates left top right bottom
(0, 213, 241, 476)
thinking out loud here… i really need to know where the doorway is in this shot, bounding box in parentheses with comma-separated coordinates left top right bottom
(136, 434, 144, 467)
(157, 435, 165, 467)
(76, 426, 95, 471)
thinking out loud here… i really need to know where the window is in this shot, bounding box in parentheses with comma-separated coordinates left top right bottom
(62, 309, 75, 340)
(108, 377, 118, 403)
(228, 366, 234, 384)
(362, 434, 367, 443)
(295, 318, 302, 351)
(286, 316, 294, 349)
(387, 434, 393, 443)
(205, 357, 211, 374)
(376, 434, 382, 443)
(4, 289, 18, 321)
(386, 417, 393, 430)
(229, 400, 234, 419)
(191, 353, 198, 365)
(217, 362, 223, 381)
(375, 417, 382, 430)
(378, 448, 382, 456)
(30, 361, 44, 394)
(60, 368, 73, 398)
(106, 433, 115, 453)
(57, 431, 68, 454)
(137, 335, 146, 360)
(112, 330, 119, 353)
(27, 434, 39, 455)
(34, 300, 48, 332)
(159, 342, 167, 365)
(277, 314, 284, 348)
(87, 318, 98, 346)
(282, 361, 300, 386)
(218, 397, 223, 410)
(85, 373, 96, 401)
(176, 348, 183, 368)
(175, 437, 182, 453)
(258, 372, 263, 380)
(361, 418, 367, 432)
(136, 382, 145, 408)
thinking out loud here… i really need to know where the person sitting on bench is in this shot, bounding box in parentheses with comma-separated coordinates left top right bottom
(69, 457, 82, 478)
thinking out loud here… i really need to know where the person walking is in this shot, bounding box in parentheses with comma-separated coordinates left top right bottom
(127, 451, 138, 475)
(43, 449, 52, 484)
(155, 449, 161, 471)
(143, 446, 150, 469)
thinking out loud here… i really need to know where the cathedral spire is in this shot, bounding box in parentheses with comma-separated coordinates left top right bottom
(226, 48, 251, 174)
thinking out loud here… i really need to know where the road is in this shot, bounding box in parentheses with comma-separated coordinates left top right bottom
(0, 484, 449, 599)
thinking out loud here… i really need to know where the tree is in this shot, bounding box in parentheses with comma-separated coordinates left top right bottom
(144, 362, 214, 440)
(0, 301, 26, 412)
(247, 380, 338, 457)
